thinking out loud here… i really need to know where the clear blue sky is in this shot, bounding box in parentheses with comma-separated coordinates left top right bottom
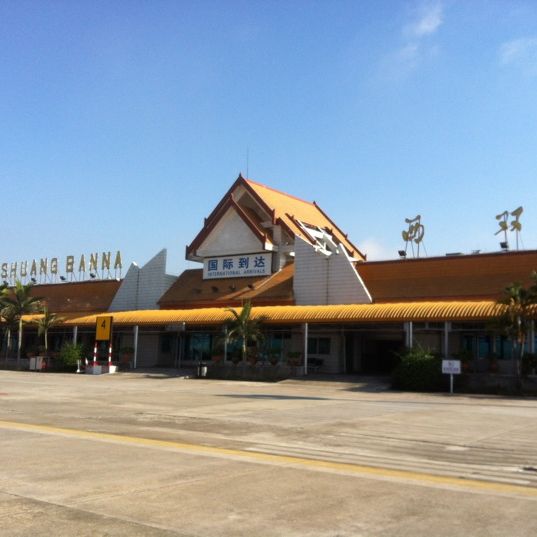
(1, 0, 536, 275)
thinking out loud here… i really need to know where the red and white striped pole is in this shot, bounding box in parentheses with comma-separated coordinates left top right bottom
(93, 342, 98, 366)
(108, 343, 112, 367)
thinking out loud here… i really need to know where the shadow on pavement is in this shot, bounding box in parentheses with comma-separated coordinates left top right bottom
(287, 374, 392, 393)
(216, 394, 329, 400)
(120, 368, 196, 379)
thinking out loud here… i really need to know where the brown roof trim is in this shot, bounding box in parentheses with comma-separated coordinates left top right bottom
(200, 174, 246, 229)
(237, 178, 304, 244)
(240, 178, 284, 221)
(285, 213, 316, 245)
(187, 175, 282, 258)
(186, 175, 245, 257)
(186, 195, 267, 258)
(362, 249, 537, 266)
(196, 174, 276, 233)
(230, 198, 270, 245)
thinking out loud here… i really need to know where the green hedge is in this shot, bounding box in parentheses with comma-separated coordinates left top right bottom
(392, 346, 444, 392)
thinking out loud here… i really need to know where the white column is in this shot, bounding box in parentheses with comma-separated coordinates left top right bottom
(303, 323, 309, 375)
(179, 322, 186, 368)
(405, 322, 413, 348)
(443, 322, 450, 358)
(133, 325, 139, 369)
(73, 326, 78, 345)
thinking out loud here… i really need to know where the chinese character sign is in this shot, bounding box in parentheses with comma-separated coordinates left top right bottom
(510, 206, 523, 232)
(203, 253, 272, 279)
(495, 206, 523, 249)
(401, 215, 425, 257)
(495, 210, 509, 242)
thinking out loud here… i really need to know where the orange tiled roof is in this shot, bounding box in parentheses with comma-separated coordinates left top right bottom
(245, 178, 364, 259)
(28, 280, 121, 313)
(358, 250, 537, 302)
(158, 263, 294, 309)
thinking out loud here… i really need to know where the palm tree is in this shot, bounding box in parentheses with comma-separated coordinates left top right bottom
(497, 275, 537, 379)
(33, 307, 64, 354)
(1, 306, 19, 366)
(0, 281, 43, 367)
(0, 284, 12, 364)
(224, 301, 265, 362)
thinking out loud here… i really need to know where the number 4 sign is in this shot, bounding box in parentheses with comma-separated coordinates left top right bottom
(96, 315, 113, 341)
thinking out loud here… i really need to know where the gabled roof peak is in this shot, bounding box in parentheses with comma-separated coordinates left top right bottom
(186, 176, 365, 262)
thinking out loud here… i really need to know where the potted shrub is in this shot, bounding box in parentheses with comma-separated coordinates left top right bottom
(59, 343, 84, 372)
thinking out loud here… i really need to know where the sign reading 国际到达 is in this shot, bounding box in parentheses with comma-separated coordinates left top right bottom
(203, 253, 271, 279)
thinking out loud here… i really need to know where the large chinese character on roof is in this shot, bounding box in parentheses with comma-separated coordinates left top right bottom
(495, 206, 523, 250)
(401, 215, 425, 258)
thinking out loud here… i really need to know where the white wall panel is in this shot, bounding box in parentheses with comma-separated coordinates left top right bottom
(109, 249, 175, 311)
(294, 237, 371, 305)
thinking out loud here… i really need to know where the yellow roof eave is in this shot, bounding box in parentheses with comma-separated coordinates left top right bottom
(16, 301, 513, 327)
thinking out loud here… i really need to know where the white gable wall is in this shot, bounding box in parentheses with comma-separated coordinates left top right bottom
(197, 208, 263, 258)
(109, 262, 140, 311)
(293, 237, 329, 305)
(293, 236, 372, 305)
(109, 249, 176, 311)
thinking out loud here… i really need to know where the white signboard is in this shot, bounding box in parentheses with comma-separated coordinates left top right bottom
(442, 360, 461, 375)
(203, 253, 272, 279)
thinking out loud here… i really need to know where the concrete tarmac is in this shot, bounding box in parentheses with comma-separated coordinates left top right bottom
(1, 370, 537, 536)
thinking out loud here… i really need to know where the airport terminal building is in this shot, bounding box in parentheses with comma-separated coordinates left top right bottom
(4, 175, 537, 375)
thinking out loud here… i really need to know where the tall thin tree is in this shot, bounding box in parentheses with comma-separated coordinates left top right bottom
(497, 273, 537, 380)
(33, 307, 64, 354)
